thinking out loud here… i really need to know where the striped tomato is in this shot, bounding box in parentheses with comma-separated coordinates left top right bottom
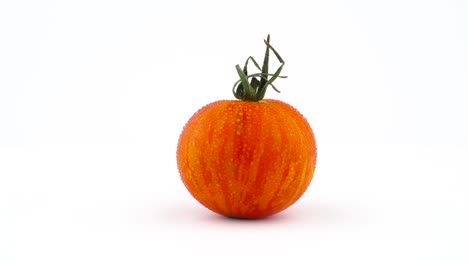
(176, 36, 317, 219)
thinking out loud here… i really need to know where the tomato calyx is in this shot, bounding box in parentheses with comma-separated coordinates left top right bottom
(232, 35, 288, 102)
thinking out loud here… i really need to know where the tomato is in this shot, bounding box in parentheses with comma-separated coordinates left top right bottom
(176, 36, 317, 219)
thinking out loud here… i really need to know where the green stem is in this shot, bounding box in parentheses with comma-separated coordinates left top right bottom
(232, 35, 286, 102)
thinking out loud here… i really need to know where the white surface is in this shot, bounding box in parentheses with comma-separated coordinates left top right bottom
(1, 0, 467, 263)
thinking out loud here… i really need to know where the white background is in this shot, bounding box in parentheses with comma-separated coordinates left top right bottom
(1, 0, 467, 263)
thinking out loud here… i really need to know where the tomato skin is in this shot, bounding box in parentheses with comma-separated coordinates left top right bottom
(177, 99, 317, 219)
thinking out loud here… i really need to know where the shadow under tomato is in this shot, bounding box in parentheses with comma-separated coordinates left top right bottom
(155, 200, 363, 227)
(213, 213, 287, 222)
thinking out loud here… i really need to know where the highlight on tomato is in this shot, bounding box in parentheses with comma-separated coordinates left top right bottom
(177, 35, 317, 219)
